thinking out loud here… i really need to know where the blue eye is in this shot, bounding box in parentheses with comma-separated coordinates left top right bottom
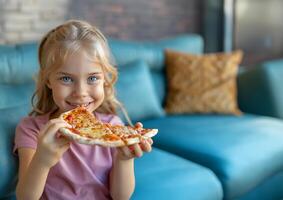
(60, 76, 73, 83)
(88, 76, 98, 84)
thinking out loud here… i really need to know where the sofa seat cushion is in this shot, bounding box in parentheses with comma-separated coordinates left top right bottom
(132, 148, 223, 200)
(142, 114, 283, 199)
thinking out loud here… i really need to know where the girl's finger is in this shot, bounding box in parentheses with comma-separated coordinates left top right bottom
(120, 146, 133, 158)
(140, 140, 152, 152)
(116, 147, 124, 155)
(135, 122, 143, 128)
(133, 143, 143, 157)
(44, 122, 71, 140)
(39, 119, 71, 137)
(147, 138, 153, 145)
(56, 137, 70, 147)
(59, 142, 71, 152)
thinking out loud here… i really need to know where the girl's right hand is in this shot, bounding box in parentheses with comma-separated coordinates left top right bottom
(33, 118, 72, 169)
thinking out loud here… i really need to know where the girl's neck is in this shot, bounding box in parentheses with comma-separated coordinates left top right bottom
(49, 108, 61, 120)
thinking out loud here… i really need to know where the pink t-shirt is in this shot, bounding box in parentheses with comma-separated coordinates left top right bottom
(13, 112, 123, 200)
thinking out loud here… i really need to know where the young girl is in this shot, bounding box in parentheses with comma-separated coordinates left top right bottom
(14, 20, 153, 200)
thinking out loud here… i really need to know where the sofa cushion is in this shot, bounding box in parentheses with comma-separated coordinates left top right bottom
(0, 83, 34, 109)
(238, 59, 283, 119)
(237, 171, 283, 200)
(116, 60, 164, 123)
(0, 104, 31, 198)
(109, 34, 204, 107)
(108, 34, 204, 71)
(150, 71, 166, 102)
(132, 148, 223, 200)
(165, 50, 243, 115)
(142, 114, 283, 199)
(0, 43, 38, 84)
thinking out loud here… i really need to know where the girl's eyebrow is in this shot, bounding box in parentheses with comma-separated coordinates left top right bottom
(56, 72, 73, 75)
(56, 72, 103, 75)
(88, 72, 103, 75)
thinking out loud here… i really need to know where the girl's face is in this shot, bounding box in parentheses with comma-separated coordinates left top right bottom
(47, 52, 105, 116)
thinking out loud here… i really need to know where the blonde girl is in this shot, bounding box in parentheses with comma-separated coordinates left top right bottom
(14, 20, 153, 200)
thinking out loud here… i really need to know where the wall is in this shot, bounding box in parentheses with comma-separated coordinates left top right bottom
(68, 0, 202, 40)
(0, 0, 69, 44)
(0, 0, 202, 44)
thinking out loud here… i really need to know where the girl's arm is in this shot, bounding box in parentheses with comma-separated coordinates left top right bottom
(16, 148, 51, 200)
(16, 118, 71, 200)
(109, 137, 153, 200)
(109, 156, 135, 200)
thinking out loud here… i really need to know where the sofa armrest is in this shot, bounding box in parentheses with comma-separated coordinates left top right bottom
(237, 60, 283, 119)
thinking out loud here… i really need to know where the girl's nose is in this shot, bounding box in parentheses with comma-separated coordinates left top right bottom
(73, 82, 88, 97)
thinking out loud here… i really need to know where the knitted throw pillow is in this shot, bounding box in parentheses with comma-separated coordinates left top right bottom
(165, 50, 243, 115)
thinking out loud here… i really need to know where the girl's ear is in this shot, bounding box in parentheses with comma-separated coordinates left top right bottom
(46, 79, 52, 89)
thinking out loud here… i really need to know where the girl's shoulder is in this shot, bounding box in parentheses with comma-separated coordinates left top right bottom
(94, 112, 123, 125)
(17, 113, 50, 131)
(14, 113, 50, 153)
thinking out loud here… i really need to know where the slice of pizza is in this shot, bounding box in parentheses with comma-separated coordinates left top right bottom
(59, 106, 158, 147)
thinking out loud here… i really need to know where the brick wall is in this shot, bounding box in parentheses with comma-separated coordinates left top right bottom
(0, 0, 202, 44)
(68, 0, 202, 40)
(0, 0, 69, 44)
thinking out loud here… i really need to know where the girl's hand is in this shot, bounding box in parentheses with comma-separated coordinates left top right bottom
(33, 118, 72, 168)
(117, 122, 153, 160)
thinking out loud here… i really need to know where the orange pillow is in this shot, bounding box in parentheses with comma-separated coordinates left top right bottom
(165, 49, 243, 115)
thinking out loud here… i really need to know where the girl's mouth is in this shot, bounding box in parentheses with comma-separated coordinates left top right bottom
(67, 101, 93, 108)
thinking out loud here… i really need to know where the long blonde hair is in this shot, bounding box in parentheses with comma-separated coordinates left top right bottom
(30, 20, 129, 122)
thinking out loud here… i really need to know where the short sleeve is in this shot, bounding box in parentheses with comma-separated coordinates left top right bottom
(108, 115, 124, 126)
(95, 112, 124, 126)
(13, 117, 40, 154)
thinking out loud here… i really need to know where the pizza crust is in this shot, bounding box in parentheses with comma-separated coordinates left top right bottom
(141, 129, 158, 138)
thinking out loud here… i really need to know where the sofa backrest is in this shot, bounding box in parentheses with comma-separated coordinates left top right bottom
(237, 59, 283, 119)
(0, 43, 38, 112)
(0, 34, 204, 197)
(0, 34, 204, 110)
(109, 34, 203, 71)
(0, 43, 38, 197)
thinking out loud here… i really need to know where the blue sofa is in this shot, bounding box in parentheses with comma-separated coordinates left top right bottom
(1, 34, 283, 200)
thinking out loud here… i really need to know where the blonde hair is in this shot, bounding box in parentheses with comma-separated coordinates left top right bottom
(30, 20, 131, 123)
